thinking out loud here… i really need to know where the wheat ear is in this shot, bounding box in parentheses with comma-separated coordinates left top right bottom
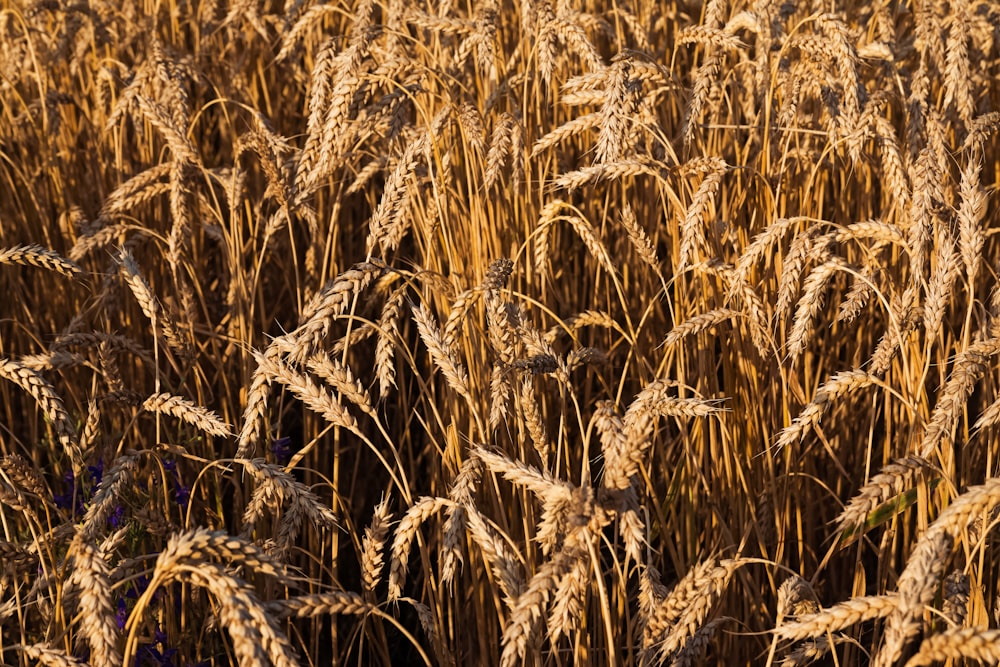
(362, 496, 394, 598)
(70, 532, 121, 667)
(142, 392, 232, 437)
(0, 357, 81, 471)
(775, 595, 899, 641)
(905, 627, 1000, 667)
(0, 244, 83, 278)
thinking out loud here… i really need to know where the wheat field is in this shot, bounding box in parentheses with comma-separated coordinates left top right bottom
(1, 0, 999, 665)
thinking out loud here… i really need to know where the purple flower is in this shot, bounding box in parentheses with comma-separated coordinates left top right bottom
(134, 625, 177, 667)
(88, 459, 104, 487)
(116, 598, 127, 631)
(271, 436, 292, 464)
(174, 484, 190, 510)
(109, 504, 125, 528)
(53, 469, 81, 513)
(125, 575, 150, 600)
(162, 459, 190, 512)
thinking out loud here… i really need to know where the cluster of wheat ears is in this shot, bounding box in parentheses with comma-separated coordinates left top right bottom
(1, 0, 999, 665)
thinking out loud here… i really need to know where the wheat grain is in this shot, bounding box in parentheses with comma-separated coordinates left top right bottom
(941, 570, 969, 628)
(375, 284, 407, 396)
(552, 158, 666, 191)
(779, 637, 836, 667)
(500, 546, 580, 667)
(253, 351, 362, 437)
(366, 130, 427, 257)
(241, 459, 339, 539)
(777, 576, 820, 621)
(484, 258, 518, 366)
(644, 558, 743, 664)
(922, 230, 960, 337)
(870, 284, 919, 375)
(919, 338, 1000, 458)
(116, 248, 190, 358)
(663, 308, 741, 348)
(669, 616, 729, 667)
(516, 377, 549, 460)
(440, 456, 483, 587)
(463, 502, 524, 604)
(82, 452, 140, 539)
(595, 54, 636, 164)
(957, 159, 986, 283)
(474, 445, 565, 500)
(14, 645, 83, 667)
(942, 4, 973, 125)
(678, 159, 725, 271)
(1, 454, 48, 500)
(485, 111, 515, 189)
(305, 353, 377, 419)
